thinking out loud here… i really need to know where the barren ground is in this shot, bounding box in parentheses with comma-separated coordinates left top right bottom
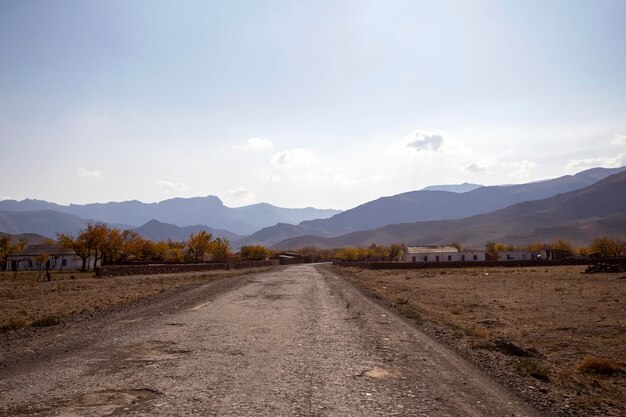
(332, 265, 626, 416)
(0, 268, 272, 332)
(0, 264, 542, 416)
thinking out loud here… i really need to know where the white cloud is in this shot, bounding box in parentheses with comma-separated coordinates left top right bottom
(463, 157, 499, 174)
(225, 187, 256, 205)
(565, 153, 626, 172)
(406, 130, 444, 152)
(245, 137, 274, 149)
(156, 179, 187, 191)
(464, 163, 487, 174)
(610, 134, 626, 146)
(77, 168, 103, 178)
(462, 157, 536, 179)
(271, 148, 319, 168)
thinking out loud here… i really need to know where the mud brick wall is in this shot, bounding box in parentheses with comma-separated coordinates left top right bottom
(332, 258, 626, 270)
(96, 260, 278, 277)
(278, 257, 310, 265)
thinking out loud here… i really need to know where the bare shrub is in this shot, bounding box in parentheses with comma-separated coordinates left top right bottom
(577, 356, 622, 375)
(514, 358, 550, 381)
(396, 304, 423, 323)
(0, 319, 26, 333)
(466, 325, 490, 338)
(31, 315, 60, 327)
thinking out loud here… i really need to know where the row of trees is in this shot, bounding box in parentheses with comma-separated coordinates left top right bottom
(57, 224, 234, 271)
(239, 245, 270, 261)
(333, 244, 405, 262)
(185, 231, 230, 263)
(485, 237, 625, 258)
(584, 237, 626, 258)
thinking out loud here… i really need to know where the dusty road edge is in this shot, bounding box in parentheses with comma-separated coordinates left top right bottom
(316, 264, 575, 417)
(0, 267, 279, 374)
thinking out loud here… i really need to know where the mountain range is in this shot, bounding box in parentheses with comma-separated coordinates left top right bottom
(0, 197, 341, 235)
(1, 166, 624, 249)
(0, 212, 240, 244)
(237, 166, 626, 247)
(0, 210, 107, 239)
(274, 169, 626, 249)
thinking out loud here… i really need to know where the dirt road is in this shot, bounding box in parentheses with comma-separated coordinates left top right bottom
(0, 265, 539, 416)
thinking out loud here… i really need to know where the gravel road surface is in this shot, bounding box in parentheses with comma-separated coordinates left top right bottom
(0, 264, 539, 416)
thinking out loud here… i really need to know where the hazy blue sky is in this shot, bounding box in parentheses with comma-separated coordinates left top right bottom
(1, 0, 625, 209)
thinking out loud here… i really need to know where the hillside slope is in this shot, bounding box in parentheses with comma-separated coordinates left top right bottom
(134, 219, 241, 242)
(232, 222, 322, 249)
(274, 170, 626, 249)
(239, 166, 626, 244)
(0, 232, 53, 246)
(0, 210, 93, 239)
(298, 166, 626, 236)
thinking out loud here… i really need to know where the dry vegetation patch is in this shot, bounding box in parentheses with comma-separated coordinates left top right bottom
(578, 356, 623, 375)
(334, 265, 625, 416)
(0, 268, 270, 332)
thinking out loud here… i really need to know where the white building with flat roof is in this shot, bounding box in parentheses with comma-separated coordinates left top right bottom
(403, 245, 485, 263)
(6, 244, 99, 271)
(496, 251, 540, 261)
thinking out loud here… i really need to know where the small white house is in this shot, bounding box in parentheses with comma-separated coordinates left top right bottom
(403, 245, 486, 263)
(496, 251, 541, 261)
(6, 244, 99, 271)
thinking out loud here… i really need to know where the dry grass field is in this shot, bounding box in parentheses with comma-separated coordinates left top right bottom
(333, 265, 626, 416)
(0, 268, 270, 333)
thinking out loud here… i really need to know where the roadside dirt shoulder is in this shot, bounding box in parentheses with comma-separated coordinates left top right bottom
(0, 267, 274, 332)
(325, 264, 626, 417)
(0, 267, 275, 373)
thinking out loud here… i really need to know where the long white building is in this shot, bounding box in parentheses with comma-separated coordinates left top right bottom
(6, 244, 100, 271)
(403, 245, 486, 263)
